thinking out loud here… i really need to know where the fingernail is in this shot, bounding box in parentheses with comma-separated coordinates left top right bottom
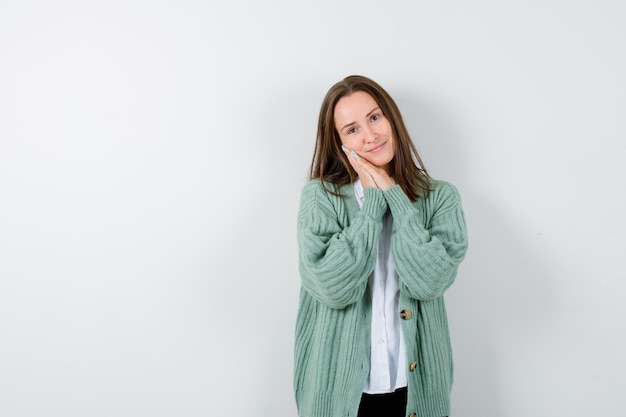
(341, 145, 347, 152)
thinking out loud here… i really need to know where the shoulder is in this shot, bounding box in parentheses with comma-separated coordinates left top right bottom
(298, 179, 350, 215)
(300, 179, 330, 202)
(422, 178, 464, 215)
(300, 178, 324, 194)
(300, 179, 352, 201)
(428, 178, 461, 199)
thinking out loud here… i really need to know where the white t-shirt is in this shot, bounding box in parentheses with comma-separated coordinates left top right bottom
(353, 180, 408, 394)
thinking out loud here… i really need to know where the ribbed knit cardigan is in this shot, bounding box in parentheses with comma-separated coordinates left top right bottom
(295, 178, 468, 417)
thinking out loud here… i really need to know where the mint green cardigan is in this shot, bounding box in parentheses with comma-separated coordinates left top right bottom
(295, 178, 468, 417)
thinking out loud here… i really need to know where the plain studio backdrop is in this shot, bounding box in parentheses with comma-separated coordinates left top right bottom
(1, 0, 625, 416)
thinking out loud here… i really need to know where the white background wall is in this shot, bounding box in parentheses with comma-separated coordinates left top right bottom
(1, 1, 624, 416)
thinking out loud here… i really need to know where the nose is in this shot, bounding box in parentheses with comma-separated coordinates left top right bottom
(363, 125, 377, 143)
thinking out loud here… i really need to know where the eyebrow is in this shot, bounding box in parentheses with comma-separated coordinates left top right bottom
(339, 107, 381, 133)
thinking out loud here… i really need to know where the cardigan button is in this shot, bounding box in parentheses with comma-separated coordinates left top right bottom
(409, 413, 417, 417)
(400, 309, 412, 320)
(409, 361, 417, 372)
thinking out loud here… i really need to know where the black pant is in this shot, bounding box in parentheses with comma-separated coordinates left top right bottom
(357, 387, 407, 417)
(357, 388, 449, 417)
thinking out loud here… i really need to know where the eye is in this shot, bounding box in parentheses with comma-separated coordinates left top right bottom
(347, 127, 358, 134)
(370, 113, 381, 122)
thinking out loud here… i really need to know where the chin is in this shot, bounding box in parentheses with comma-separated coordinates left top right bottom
(372, 157, 394, 169)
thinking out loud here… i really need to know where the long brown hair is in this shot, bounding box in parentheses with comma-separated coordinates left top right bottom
(309, 75, 431, 201)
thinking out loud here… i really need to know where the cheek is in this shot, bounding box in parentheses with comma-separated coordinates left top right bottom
(339, 136, 358, 149)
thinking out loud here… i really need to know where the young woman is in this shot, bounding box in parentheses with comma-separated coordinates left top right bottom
(294, 75, 468, 417)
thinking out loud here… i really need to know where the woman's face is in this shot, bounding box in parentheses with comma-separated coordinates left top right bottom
(334, 91, 395, 174)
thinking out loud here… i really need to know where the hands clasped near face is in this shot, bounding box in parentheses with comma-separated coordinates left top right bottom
(341, 145, 396, 191)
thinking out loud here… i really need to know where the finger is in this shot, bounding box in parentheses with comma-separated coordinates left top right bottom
(342, 145, 364, 172)
(349, 156, 395, 190)
(342, 146, 378, 188)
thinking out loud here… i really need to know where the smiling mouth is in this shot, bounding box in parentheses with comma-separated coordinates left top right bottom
(367, 141, 386, 153)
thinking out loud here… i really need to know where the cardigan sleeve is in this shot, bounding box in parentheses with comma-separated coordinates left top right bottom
(297, 180, 387, 309)
(384, 182, 468, 301)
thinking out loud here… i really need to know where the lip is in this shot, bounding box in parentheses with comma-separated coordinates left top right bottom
(366, 141, 386, 153)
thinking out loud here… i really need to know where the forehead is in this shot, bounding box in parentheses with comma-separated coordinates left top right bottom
(334, 91, 378, 122)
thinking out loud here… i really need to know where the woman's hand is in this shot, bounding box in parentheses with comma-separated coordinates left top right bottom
(342, 146, 396, 191)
